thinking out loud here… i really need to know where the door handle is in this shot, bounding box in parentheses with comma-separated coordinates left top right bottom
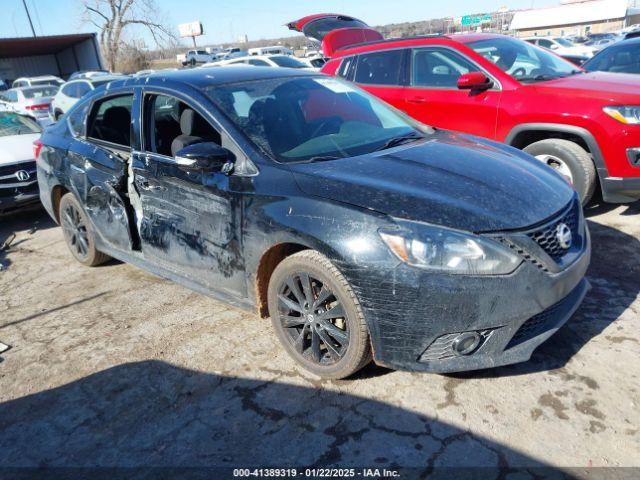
(407, 96, 427, 104)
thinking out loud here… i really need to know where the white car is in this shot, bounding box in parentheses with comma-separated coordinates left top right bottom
(524, 37, 596, 57)
(12, 75, 64, 89)
(0, 86, 58, 127)
(182, 49, 215, 66)
(203, 54, 314, 70)
(49, 76, 124, 121)
(300, 55, 327, 70)
(0, 112, 41, 214)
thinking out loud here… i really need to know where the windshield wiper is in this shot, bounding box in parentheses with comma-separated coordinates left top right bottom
(375, 132, 423, 151)
(307, 155, 342, 163)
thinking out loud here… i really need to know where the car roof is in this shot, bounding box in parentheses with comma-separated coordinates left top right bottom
(17, 75, 61, 81)
(333, 32, 506, 56)
(105, 66, 319, 89)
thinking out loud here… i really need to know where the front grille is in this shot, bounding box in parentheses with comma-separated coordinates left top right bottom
(527, 200, 579, 260)
(506, 295, 572, 349)
(0, 161, 37, 189)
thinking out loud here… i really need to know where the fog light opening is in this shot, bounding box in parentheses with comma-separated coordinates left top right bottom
(452, 332, 481, 356)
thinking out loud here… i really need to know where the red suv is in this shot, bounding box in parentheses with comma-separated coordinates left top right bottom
(288, 14, 640, 204)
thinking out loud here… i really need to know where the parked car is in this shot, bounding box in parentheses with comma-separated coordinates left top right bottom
(301, 55, 327, 69)
(289, 14, 640, 204)
(523, 37, 595, 58)
(583, 37, 640, 74)
(37, 68, 590, 379)
(203, 54, 313, 70)
(182, 49, 215, 66)
(49, 76, 125, 120)
(0, 112, 42, 214)
(584, 35, 621, 52)
(12, 75, 64, 89)
(248, 46, 294, 56)
(0, 86, 58, 127)
(68, 70, 111, 80)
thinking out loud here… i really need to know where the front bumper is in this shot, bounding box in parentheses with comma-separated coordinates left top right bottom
(339, 199, 591, 373)
(0, 191, 40, 214)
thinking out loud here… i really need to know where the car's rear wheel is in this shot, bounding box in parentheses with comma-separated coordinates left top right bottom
(54, 109, 63, 121)
(267, 250, 371, 379)
(524, 139, 596, 205)
(59, 193, 110, 267)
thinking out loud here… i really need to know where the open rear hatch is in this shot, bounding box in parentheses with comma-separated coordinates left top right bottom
(287, 14, 383, 57)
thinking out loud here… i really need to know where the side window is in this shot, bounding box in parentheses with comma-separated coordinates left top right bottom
(336, 56, 356, 80)
(87, 94, 133, 147)
(538, 39, 553, 49)
(76, 82, 92, 98)
(248, 59, 269, 66)
(67, 103, 90, 136)
(144, 94, 221, 157)
(411, 48, 480, 88)
(355, 50, 404, 86)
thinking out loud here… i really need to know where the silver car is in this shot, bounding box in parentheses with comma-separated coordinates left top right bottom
(0, 86, 59, 127)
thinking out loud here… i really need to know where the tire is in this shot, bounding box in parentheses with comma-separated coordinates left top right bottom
(523, 139, 596, 205)
(54, 110, 63, 121)
(59, 193, 110, 267)
(267, 250, 372, 380)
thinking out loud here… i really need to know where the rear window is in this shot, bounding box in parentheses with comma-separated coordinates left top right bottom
(0, 112, 41, 136)
(355, 50, 405, 86)
(22, 86, 59, 98)
(269, 56, 307, 68)
(31, 79, 63, 87)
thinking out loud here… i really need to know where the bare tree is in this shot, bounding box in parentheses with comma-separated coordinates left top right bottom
(81, 0, 177, 71)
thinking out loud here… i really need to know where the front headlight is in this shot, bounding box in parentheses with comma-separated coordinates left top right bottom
(379, 225, 522, 275)
(603, 106, 640, 125)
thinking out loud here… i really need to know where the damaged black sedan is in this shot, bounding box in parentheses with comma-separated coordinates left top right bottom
(37, 68, 590, 379)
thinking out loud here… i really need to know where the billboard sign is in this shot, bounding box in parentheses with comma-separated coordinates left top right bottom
(178, 21, 203, 38)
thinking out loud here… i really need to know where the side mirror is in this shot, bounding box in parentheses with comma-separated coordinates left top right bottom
(457, 72, 493, 91)
(175, 142, 234, 174)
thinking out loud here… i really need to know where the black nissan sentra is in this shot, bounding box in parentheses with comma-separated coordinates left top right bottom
(37, 68, 590, 379)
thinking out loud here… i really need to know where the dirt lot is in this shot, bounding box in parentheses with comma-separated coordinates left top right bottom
(0, 201, 638, 474)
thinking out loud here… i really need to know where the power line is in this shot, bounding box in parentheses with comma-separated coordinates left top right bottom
(21, 0, 36, 37)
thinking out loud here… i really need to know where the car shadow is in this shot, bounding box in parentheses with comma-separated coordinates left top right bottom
(450, 216, 640, 380)
(0, 360, 569, 475)
(0, 207, 56, 272)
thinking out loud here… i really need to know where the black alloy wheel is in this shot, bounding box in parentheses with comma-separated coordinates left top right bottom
(59, 193, 110, 266)
(268, 250, 371, 379)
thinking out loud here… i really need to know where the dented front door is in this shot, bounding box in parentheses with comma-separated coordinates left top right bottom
(133, 153, 246, 296)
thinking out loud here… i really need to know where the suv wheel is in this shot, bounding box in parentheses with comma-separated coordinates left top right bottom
(524, 139, 596, 205)
(54, 110, 63, 121)
(59, 193, 110, 267)
(267, 250, 372, 379)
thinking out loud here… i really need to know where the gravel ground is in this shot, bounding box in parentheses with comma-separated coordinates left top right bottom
(0, 201, 638, 476)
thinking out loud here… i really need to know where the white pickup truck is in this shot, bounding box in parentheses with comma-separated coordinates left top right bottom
(182, 50, 215, 66)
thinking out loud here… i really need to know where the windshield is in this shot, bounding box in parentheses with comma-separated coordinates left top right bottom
(0, 112, 42, 136)
(207, 76, 427, 163)
(21, 86, 58, 99)
(468, 37, 579, 82)
(270, 56, 307, 68)
(554, 38, 573, 47)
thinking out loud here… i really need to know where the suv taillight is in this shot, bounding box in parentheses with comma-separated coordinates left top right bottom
(26, 104, 49, 110)
(33, 139, 43, 160)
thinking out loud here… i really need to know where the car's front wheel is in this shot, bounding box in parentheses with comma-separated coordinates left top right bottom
(524, 139, 596, 205)
(59, 193, 110, 267)
(268, 250, 371, 379)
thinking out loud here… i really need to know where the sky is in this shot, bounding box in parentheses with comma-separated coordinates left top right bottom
(1, 0, 558, 46)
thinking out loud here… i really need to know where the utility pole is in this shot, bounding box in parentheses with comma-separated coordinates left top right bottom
(21, 0, 36, 37)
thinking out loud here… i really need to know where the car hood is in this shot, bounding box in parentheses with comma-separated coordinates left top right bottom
(287, 131, 574, 232)
(0, 133, 40, 166)
(534, 71, 640, 100)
